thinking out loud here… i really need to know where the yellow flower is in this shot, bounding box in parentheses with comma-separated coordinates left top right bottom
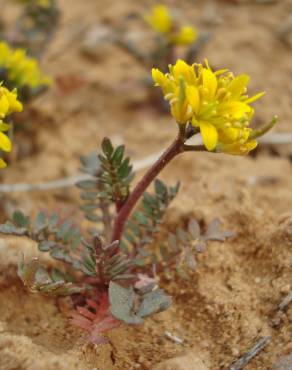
(0, 86, 23, 118)
(145, 5, 198, 46)
(152, 59, 270, 155)
(144, 5, 172, 34)
(170, 26, 197, 46)
(216, 126, 257, 155)
(0, 43, 11, 67)
(0, 85, 23, 168)
(0, 42, 51, 90)
(152, 60, 194, 124)
(13, 0, 51, 8)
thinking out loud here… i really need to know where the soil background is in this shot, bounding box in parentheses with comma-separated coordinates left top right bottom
(0, 0, 291, 369)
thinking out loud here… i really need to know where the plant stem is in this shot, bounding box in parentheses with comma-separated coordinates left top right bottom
(111, 134, 185, 243)
(183, 144, 206, 152)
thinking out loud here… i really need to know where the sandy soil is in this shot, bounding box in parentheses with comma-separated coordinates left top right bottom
(0, 0, 291, 369)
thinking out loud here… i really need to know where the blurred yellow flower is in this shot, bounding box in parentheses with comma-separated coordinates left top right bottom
(152, 59, 270, 155)
(145, 5, 197, 46)
(13, 0, 51, 8)
(144, 5, 172, 34)
(0, 85, 23, 168)
(170, 26, 197, 46)
(0, 42, 51, 90)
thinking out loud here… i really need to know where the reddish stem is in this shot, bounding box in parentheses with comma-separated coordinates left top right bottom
(111, 134, 185, 243)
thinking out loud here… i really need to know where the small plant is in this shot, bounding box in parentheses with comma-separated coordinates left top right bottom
(144, 4, 198, 66)
(0, 59, 276, 343)
(0, 41, 51, 102)
(118, 5, 207, 72)
(0, 84, 23, 167)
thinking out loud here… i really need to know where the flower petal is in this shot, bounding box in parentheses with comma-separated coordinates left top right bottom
(0, 131, 12, 152)
(152, 68, 167, 86)
(202, 68, 217, 97)
(0, 122, 10, 132)
(0, 158, 7, 168)
(186, 85, 200, 115)
(145, 5, 172, 34)
(228, 75, 250, 97)
(172, 59, 195, 84)
(171, 26, 197, 45)
(200, 121, 218, 151)
(0, 95, 9, 117)
(244, 92, 265, 104)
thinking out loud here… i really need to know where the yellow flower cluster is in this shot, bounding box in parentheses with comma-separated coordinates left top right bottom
(0, 42, 51, 90)
(152, 59, 267, 155)
(0, 86, 23, 168)
(13, 0, 50, 8)
(144, 5, 197, 46)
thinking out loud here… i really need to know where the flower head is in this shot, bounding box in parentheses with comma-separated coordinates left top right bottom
(13, 0, 51, 8)
(144, 5, 172, 34)
(145, 5, 197, 46)
(0, 85, 23, 168)
(152, 59, 272, 155)
(0, 42, 51, 91)
(170, 26, 197, 45)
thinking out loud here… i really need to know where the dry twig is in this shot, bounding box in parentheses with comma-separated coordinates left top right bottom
(278, 291, 292, 312)
(227, 336, 271, 370)
(164, 331, 184, 345)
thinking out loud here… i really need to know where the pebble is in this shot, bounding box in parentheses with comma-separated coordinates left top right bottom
(231, 347, 240, 356)
(81, 24, 114, 60)
(280, 285, 291, 294)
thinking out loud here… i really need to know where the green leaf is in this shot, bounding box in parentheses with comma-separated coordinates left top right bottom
(176, 228, 188, 243)
(101, 137, 114, 157)
(33, 212, 47, 234)
(80, 203, 100, 212)
(109, 282, 142, 324)
(205, 218, 235, 241)
(51, 268, 65, 282)
(35, 266, 52, 285)
(56, 220, 73, 240)
(80, 191, 99, 200)
(138, 289, 172, 318)
(79, 138, 134, 214)
(154, 179, 167, 196)
(38, 240, 57, 252)
(0, 222, 27, 235)
(118, 158, 132, 178)
(85, 213, 102, 223)
(18, 256, 39, 287)
(76, 180, 96, 190)
(134, 212, 149, 226)
(80, 152, 100, 176)
(50, 247, 72, 263)
(49, 213, 59, 230)
(112, 145, 125, 164)
(12, 211, 30, 228)
(188, 219, 200, 239)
